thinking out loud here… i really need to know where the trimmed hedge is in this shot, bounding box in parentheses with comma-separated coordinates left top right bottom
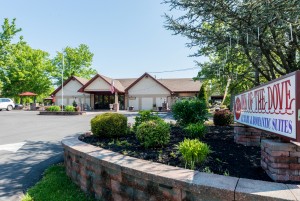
(91, 113, 128, 137)
(65, 105, 75, 112)
(136, 120, 170, 148)
(213, 110, 234, 126)
(46, 106, 61, 112)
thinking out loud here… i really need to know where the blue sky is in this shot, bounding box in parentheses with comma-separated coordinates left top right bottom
(0, 1, 207, 79)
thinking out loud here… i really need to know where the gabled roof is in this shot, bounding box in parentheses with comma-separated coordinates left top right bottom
(73, 76, 89, 85)
(50, 76, 89, 96)
(158, 78, 201, 92)
(78, 74, 125, 93)
(125, 73, 172, 92)
(64, 72, 201, 94)
(117, 78, 136, 89)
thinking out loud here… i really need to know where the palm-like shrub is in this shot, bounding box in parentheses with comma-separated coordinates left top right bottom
(177, 138, 211, 169)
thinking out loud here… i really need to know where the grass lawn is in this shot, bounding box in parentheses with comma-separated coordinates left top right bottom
(22, 163, 96, 201)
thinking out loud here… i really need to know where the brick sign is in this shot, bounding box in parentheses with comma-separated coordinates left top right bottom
(234, 71, 300, 141)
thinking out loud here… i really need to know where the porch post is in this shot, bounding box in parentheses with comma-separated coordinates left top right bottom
(115, 92, 118, 103)
(114, 92, 119, 112)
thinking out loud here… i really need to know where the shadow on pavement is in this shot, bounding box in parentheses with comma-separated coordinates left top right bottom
(0, 140, 63, 200)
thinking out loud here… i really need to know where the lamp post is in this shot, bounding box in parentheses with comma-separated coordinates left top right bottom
(61, 51, 64, 111)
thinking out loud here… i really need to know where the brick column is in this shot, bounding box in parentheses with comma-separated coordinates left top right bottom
(261, 139, 300, 182)
(234, 124, 261, 146)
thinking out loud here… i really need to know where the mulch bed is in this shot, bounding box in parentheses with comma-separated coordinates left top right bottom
(79, 125, 272, 182)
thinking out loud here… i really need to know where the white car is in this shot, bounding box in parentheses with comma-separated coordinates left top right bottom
(0, 98, 15, 111)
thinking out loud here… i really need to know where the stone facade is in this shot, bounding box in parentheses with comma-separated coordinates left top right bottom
(62, 136, 300, 201)
(261, 139, 300, 182)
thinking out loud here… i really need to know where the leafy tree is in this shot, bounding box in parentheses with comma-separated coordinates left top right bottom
(52, 44, 96, 85)
(0, 18, 22, 93)
(1, 40, 54, 99)
(164, 0, 300, 87)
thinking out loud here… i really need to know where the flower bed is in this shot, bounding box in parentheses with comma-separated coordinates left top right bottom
(39, 111, 86, 115)
(62, 136, 300, 201)
(80, 125, 272, 181)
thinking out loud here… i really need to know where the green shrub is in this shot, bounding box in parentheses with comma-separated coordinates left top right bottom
(136, 120, 170, 148)
(172, 99, 208, 126)
(177, 138, 211, 170)
(46, 105, 61, 111)
(213, 110, 234, 126)
(184, 122, 207, 138)
(133, 110, 163, 131)
(65, 105, 75, 112)
(198, 83, 208, 106)
(91, 113, 128, 137)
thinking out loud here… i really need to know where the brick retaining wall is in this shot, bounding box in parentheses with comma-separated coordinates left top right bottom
(261, 139, 300, 182)
(62, 136, 300, 201)
(234, 125, 262, 146)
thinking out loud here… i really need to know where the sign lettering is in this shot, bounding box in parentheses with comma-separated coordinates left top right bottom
(234, 71, 300, 140)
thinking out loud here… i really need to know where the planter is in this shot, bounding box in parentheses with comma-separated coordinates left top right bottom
(62, 136, 300, 201)
(39, 111, 86, 115)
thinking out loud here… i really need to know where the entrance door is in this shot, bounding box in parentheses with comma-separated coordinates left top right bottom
(94, 94, 124, 110)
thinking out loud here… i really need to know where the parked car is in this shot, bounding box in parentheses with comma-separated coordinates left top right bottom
(0, 98, 15, 111)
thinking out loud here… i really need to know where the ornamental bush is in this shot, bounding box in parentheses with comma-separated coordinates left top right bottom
(91, 113, 128, 137)
(177, 138, 211, 170)
(184, 122, 207, 139)
(172, 99, 208, 126)
(136, 120, 170, 148)
(213, 110, 234, 126)
(65, 105, 75, 112)
(46, 105, 61, 111)
(133, 110, 163, 131)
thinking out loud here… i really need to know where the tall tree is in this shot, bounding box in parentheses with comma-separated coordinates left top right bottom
(52, 44, 96, 85)
(0, 18, 22, 93)
(164, 0, 300, 87)
(2, 40, 54, 98)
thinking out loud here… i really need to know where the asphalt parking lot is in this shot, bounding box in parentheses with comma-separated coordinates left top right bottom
(0, 110, 97, 145)
(0, 110, 99, 201)
(0, 110, 174, 200)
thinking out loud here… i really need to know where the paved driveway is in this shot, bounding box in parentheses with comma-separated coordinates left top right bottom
(0, 110, 174, 201)
(0, 110, 98, 201)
